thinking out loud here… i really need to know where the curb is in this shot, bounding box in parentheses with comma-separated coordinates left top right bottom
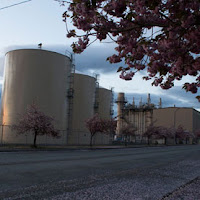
(0, 144, 196, 152)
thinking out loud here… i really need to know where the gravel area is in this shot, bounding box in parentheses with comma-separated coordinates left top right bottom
(43, 159, 200, 200)
(162, 177, 200, 200)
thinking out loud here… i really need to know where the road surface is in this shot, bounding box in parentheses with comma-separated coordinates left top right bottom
(0, 145, 199, 199)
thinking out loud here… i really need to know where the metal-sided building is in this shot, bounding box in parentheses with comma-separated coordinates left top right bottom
(153, 107, 200, 133)
(115, 93, 153, 141)
(0, 49, 113, 145)
(116, 92, 200, 143)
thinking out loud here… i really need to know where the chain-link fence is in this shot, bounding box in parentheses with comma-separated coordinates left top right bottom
(0, 124, 68, 146)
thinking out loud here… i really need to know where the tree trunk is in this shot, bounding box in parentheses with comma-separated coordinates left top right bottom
(125, 139, 127, 146)
(124, 135, 127, 146)
(134, 135, 137, 144)
(164, 137, 167, 145)
(148, 136, 150, 145)
(90, 134, 93, 147)
(175, 135, 177, 144)
(33, 131, 37, 148)
(140, 136, 143, 144)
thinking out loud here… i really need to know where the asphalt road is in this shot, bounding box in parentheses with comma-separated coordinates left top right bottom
(0, 145, 199, 199)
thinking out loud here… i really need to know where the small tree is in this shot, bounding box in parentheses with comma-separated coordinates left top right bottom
(154, 126, 175, 145)
(86, 114, 117, 147)
(12, 103, 60, 148)
(101, 118, 117, 138)
(175, 125, 186, 144)
(86, 114, 105, 147)
(184, 131, 193, 144)
(194, 129, 200, 144)
(121, 124, 136, 146)
(143, 125, 159, 145)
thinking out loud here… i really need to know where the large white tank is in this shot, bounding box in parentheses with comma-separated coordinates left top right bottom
(68, 73, 96, 145)
(93, 87, 113, 145)
(97, 88, 112, 119)
(0, 49, 71, 145)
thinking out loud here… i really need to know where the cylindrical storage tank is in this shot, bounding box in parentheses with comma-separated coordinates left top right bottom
(96, 88, 112, 119)
(68, 73, 96, 145)
(0, 49, 71, 145)
(93, 87, 112, 145)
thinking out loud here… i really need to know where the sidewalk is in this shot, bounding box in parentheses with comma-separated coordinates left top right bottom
(0, 144, 147, 152)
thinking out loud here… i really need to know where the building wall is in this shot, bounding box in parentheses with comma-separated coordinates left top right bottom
(0, 49, 71, 145)
(153, 107, 193, 132)
(117, 100, 200, 144)
(123, 109, 153, 141)
(193, 109, 200, 132)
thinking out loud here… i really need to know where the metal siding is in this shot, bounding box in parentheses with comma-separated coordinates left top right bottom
(153, 108, 193, 132)
(193, 110, 200, 132)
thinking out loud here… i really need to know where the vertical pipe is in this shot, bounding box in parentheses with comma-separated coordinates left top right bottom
(132, 97, 135, 108)
(159, 98, 162, 108)
(116, 93, 126, 138)
(147, 93, 151, 106)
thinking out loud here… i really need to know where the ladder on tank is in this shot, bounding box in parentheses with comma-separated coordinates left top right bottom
(110, 87, 114, 117)
(65, 50, 75, 141)
(94, 74, 99, 114)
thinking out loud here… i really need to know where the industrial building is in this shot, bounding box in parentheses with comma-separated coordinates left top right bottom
(116, 93, 200, 143)
(0, 49, 114, 145)
(1, 49, 199, 146)
(153, 107, 200, 134)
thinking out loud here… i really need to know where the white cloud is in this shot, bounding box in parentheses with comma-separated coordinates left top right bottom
(98, 71, 163, 94)
(0, 77, 3, 84)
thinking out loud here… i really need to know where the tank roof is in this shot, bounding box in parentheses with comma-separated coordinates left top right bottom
(5, 48, 70, 59)
(98, 87, 111, 91)
(74, 73, 96, 80)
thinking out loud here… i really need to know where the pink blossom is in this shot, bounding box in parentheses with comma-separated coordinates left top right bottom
(119, 71, 135, 80)
(60, 0, 200, 97)
(86, 114, 116, 146)
(12, 103, 60, 147)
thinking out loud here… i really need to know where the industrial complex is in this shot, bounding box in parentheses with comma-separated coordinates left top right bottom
(0, 49, 113, 145)
(0, 48, 199, 146)
(116, 93, 200, 144)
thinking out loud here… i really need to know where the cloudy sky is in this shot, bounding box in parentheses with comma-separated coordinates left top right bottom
(0, 0, 200, 114)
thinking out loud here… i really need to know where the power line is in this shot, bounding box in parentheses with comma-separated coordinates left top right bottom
(0, 0, 32, 11)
